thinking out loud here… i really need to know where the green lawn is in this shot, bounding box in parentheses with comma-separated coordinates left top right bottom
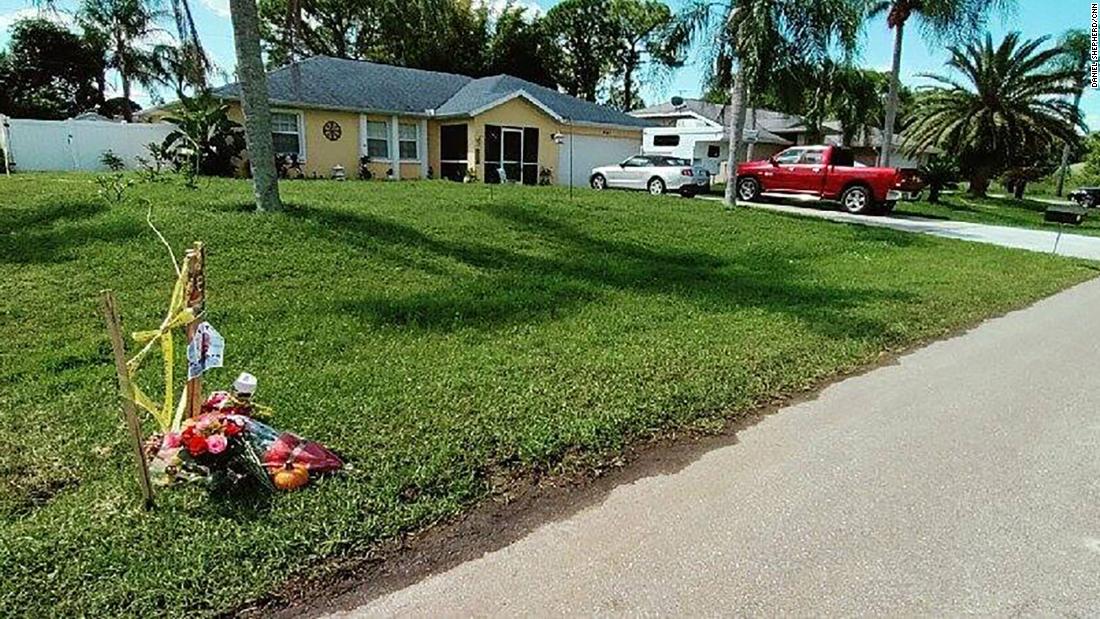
(896, 193, 1100, 236)
(1, 174, 1095, 616)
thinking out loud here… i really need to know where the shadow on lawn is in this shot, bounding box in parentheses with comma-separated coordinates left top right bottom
(0, 200, 143, 264)
(290, 199, 917, 342)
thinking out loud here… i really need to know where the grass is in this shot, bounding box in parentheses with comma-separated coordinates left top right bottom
(896, 193, 1100, 236)
(0, 173, 1095, 617)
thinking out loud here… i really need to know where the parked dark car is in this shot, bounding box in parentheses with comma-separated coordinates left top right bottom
(1068, 187, 1100, 208)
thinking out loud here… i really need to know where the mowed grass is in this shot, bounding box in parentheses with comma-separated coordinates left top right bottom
(897, 193, 1100, 236)
(0, 174, 1094, 616)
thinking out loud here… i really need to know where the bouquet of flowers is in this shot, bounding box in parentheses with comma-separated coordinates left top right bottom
(149, 374, 343, 492)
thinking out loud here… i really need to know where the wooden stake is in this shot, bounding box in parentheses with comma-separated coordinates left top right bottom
(100, 290, 155, 509)
(184, 242, 206, 419)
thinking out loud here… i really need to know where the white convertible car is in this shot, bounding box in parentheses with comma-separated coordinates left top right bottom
(589, 155, 711, 197)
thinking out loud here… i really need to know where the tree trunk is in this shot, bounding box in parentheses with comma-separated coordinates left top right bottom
(928, 185, 941, 203)
(119, 49, 133, 123)
(229, 0, 282, 212)
(723, 67, 747, 207)
(879, 20, 905, 167)
(1056, 87, 1085, 196)
(622, 60, 634, 112)
(969, 171, 991, 198)
(1013, 180, 1027, 200)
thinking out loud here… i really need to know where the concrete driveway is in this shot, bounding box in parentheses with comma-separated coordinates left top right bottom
(327, 272, 1100, 616)
(702, 196, 1100, 261)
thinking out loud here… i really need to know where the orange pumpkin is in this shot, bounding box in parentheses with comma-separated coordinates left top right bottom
(273, 462, 309, 491)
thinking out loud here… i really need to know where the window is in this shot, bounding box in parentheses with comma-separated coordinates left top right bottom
(271, 112, 302, 157)
(799, 150, 825, 164)
(660, 157, 691, 167)
(706, 144, 721, 158)
(366, 121, 389, 158)
(653, 134, 680, 147)
(622, 156, 650, 167)
(399, 123, 419, 160)
(774, 148, 804, 164)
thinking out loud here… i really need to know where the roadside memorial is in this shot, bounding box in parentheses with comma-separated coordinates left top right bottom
(101, 241, 343, 508)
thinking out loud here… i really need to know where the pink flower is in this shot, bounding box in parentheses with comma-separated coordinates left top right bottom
(162, 432, 181, 449)
(206, 434, 228, 454)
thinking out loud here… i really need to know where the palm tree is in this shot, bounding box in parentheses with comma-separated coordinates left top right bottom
(78, 0, 166, 122)
(664, 0, 864, 206)
(903, 33, 1081, 197)
(870, 0, 1013, 167)
(1054, 29, 1091, 196)
(229, 0, 281, 211)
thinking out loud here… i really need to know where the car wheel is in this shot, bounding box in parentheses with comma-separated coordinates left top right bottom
(648, 177, 666, 195)
(840, 185, 874, 214)
(737, 177, 761, 202)
(590, 174, 607, 190)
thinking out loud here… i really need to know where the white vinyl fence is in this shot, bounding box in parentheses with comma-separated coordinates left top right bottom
(0, 116, 175, 172)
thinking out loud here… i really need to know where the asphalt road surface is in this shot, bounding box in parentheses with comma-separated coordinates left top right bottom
(331, 275, 1100, 617)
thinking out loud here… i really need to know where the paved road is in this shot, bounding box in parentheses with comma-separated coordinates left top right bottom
(702, 196, 1100, 261)
(333, 276, 1100, 617)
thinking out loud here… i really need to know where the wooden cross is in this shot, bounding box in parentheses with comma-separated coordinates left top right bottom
(100, 291, 155, 509)
(183, 242, 206, 419)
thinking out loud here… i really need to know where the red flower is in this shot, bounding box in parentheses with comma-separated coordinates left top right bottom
(186, 435, 208, 456)
(224, 421, 242, 436)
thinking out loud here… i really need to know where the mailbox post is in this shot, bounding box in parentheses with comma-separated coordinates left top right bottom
(1044, 205, 1087, 255)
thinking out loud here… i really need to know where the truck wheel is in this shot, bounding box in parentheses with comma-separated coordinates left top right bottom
(737, 177, 761, 202)
(840, 185, 873, 214)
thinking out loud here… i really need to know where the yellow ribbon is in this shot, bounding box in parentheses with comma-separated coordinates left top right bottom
(124, 250, 200, 432)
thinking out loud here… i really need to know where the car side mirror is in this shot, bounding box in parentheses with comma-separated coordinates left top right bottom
(768, 157, 778, 166)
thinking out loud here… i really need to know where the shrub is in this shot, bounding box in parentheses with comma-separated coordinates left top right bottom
(100, 149, 126, 172)
(161, 92, 246, 179)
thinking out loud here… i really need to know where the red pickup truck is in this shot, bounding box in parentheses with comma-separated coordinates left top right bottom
(735, 145, 923, 214)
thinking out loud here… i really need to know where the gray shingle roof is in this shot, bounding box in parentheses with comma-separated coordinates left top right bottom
(212, 56, 650, 128)
(213, 56, 473, 114)
(436, 74, 651, 127)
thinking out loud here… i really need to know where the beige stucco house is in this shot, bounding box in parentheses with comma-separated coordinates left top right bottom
(201, 56, 652, 186)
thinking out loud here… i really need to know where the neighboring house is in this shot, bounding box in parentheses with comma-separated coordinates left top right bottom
(630, 98, 933, 181)
(153, 56, 651, 186)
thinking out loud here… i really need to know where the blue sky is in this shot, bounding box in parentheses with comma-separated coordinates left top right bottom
(1, 0, 1096, 126)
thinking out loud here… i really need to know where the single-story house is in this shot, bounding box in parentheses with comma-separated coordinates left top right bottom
(630, 98, 934, 180)
(167, 56, 652, 185)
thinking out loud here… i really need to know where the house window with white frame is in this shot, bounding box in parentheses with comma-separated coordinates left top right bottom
(399, 123, 419, 160)
(271, 112, 302, 157)
(366, 120, 390, 158)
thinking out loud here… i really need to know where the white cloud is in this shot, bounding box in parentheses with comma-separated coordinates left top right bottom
(200, 0, 232, 18)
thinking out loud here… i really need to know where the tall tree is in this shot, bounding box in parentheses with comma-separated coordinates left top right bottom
(0, 18, 105, 119)
(78, 0, 166, 122)
(903, 33, 1080, 197)
(229, 0, 282, 211)
(259, 0, 491, 76)
(544, 0, 620, 101)
(665, 0, 864, 205)
(608, 0, 673, 111)
(870, 0, 1013, 167)
(1054, 29, 1091, 196)
(485, 6, 557, 87)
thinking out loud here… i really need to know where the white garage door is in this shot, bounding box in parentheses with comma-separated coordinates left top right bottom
(556, 133, 641, 187)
